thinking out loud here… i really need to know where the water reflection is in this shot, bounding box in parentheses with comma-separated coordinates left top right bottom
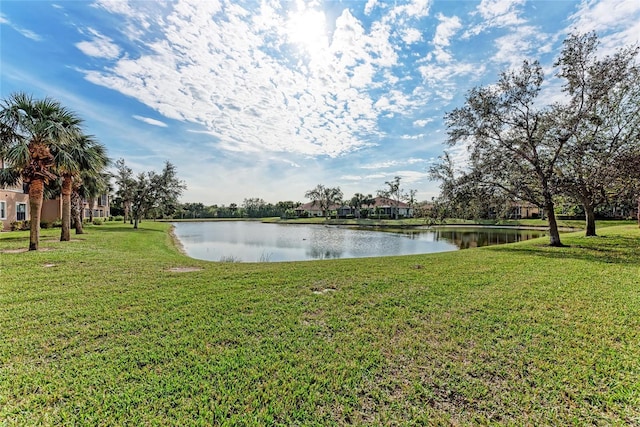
(419, 227, 544, 249)
(172, 222, 546, 263)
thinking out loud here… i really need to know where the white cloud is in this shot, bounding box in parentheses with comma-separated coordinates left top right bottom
(364, 0, 377, 15)
(80, 0, 424, 158)
(418, 61, 485, 101)
(431, 13, 462, 63)
(390, 0, 432, 19)
(402, 27, 423, 44)
(360, 157, 426, 169)
(568, 0, 640, 52)
(133, 115, 168, 127)
(413, 118, 433, 127)
(0, 13, 42, 41)
(476, 0, 526, 24)
(465, 0, 526, 37)
(491, 25, 548, 67)
(76, 28, 121, 59)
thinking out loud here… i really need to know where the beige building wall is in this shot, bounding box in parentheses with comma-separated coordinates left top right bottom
(41, 195, 110, 224)
(1, 189, 30, 231)
(41, 199, 63, 223)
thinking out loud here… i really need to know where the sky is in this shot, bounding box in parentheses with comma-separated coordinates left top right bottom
(1, 0, 639, 206)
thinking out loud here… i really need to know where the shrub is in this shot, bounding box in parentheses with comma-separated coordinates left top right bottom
(10, 221, 24, 231)
(40, 221, 53, 229)
(113, 215, 124, 222)
(93, 218, 104, 226)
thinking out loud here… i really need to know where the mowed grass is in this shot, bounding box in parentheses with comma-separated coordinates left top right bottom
(1, 221, 639, 425)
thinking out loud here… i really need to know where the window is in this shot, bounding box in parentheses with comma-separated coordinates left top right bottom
(98, 194, 108, 206)
(16, 203, 27, 221)
(0, 201, 6, 220)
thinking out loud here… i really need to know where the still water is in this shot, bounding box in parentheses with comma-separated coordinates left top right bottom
(172, 222, 546, 263)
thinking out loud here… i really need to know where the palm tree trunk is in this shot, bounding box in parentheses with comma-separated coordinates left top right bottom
(28, 178, 44, 251)
(72, 191, 84, 234)
(88, 197, 95, 223)
(60, 175, 73, 241)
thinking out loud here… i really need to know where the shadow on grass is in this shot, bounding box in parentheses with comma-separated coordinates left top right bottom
(90, 225, 166, 233)
(0, 234, 31, 242)
(489, 235, 640, 265)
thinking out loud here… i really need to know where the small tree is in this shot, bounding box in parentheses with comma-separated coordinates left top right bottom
(150, 161, 186, 219)
(119, 160, 185, 228)
(113, 158, 135, 223)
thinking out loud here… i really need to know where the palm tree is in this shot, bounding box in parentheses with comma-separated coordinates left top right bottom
(53, 134, 109, 241)
(72, 170, 111, 234)
(0, 93, 82, 250)
(350, 193, 367, 218)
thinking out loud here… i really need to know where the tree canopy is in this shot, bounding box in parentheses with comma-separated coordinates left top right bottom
(433, 32, 640, 243)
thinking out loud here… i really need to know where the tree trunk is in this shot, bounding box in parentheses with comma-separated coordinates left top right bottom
(28, 178, 44, 251)
(637, 195, 640, 228)
(544, 194, 563, 247)
(72, 191, 84, 234)
(584, 203, 597, 237)
(88, 197, 95, 223)
(60, 175, 73, 241)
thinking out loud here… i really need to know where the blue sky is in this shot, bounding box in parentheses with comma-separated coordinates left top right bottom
(1, 0, 639, 205)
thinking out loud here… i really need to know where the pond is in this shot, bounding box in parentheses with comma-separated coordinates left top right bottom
(172, 221, 546, 263)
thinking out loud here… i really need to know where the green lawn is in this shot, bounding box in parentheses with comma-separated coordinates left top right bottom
(1, 221, 639, 425)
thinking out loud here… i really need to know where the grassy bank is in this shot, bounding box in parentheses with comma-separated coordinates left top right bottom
(1, 222, 639, 425)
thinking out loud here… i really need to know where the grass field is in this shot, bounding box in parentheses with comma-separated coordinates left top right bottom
(1, 221, 639, 425)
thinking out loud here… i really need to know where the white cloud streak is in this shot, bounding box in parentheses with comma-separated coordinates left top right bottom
(133, 115, 168, 127)
(0, 13, 42, 41)
(75, 28, 121, 59)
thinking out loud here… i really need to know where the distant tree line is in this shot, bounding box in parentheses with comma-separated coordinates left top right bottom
(171, 176, 422, 221)
(172, 199, 300, 220)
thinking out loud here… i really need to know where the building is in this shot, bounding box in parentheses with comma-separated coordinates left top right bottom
(1, 159, 30, 231)
(41, 194, 110, 224)
(0, 185, 29, 231)
(296, 196, 414, 219)
(509, 201, 540, 219)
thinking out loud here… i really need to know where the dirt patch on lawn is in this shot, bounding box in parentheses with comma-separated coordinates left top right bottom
(167, 267, 203, 273)
(1, 247, 54, 254)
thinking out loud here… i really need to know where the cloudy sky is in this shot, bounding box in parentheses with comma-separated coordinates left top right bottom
(1, 0, 639, 205)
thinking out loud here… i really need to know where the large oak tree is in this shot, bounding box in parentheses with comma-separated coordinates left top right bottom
(554, 33, 640, 236)
(445, 60, 567, 246)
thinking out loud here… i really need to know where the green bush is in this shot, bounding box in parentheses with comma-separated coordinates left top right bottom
(10, 221, 29, 231)
(93, 218, 104, 226)
(40, 221, 53, 229)
(113, 215, 124, 222)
